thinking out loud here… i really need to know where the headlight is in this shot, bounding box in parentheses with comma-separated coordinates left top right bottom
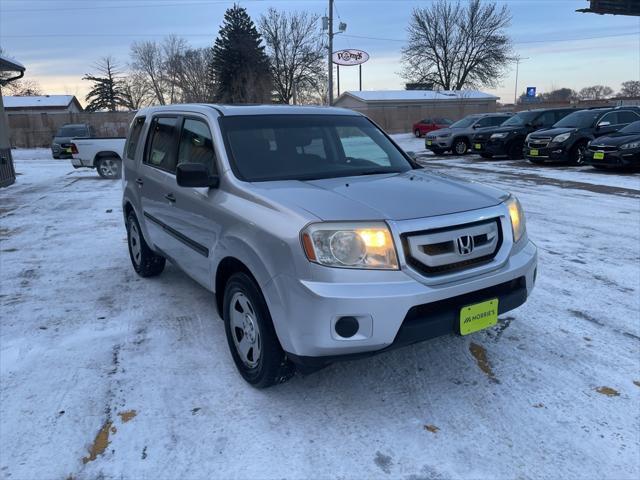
(491, 132, 508, 139)
(301, 222, 398, 270)
(525, 134, 531, 142)
(621, 141, 640, 149)
(552, 132, 571, 143)
(505, 196, 526, 243)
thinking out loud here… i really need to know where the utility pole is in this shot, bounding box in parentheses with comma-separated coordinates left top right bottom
(513, 56, 529, 105)
(327, 0, 334, 105)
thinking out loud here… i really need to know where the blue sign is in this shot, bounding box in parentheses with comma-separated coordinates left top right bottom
(526, 87, 536, 98)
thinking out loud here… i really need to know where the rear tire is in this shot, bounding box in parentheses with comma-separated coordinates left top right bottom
(96, 157, 122, 179)
(452, 138, 469, 155)
(431, 148, 445, 155)
(414, 129, 422, 138)
(223, 272, 294, 388)
(126, 212, 165, 277)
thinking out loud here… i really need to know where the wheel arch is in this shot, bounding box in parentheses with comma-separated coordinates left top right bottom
(214, 257, 260, 318)
(93, 150, 122, 164)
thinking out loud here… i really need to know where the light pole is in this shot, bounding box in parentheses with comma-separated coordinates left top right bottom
(327, 0, 334, 105)
(514, 56, 529, 105)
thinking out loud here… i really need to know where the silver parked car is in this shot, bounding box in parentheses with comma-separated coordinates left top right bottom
(122, 105, 537, 388)
(425, 113, 512, 155)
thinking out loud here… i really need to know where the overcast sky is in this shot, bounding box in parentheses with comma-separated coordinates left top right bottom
(0, 0, 638, 104)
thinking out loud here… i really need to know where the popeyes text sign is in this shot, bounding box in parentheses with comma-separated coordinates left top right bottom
(332, 49, 370, 66)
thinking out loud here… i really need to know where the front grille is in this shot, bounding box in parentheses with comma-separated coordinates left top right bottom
(402, 218, 502, 276)
(528, 137, 551, 148)
(589, 145, 617, 152)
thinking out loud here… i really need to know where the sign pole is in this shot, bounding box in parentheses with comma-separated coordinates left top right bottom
(359, 64, 362, 91)
(337, 65, 340, 97)
(327, 0, 334, 105)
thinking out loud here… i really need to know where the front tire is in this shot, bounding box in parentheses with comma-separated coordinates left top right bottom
(96, 157, 122, 179)
(569, 142, 587, 165)
(223, 272, 294, 388)
(507, 140, 524, 159)
(452, 138, 469, 155)
(414, 129, 422, 138)
(126, 212, 165, 277)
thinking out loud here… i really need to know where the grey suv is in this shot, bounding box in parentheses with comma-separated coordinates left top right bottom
(122, 105, 537, 388)
(425, 113, 512, 155)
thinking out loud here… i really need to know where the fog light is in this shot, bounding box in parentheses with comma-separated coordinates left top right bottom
(335, 316, 359, 338)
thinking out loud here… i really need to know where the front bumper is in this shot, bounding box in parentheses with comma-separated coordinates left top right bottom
(524, 144, 569, 163)
(266, 239, 537, 365)
(425, 137, 452, 151)
(483, 138, 509, 157)
(584, 148, 640, 167)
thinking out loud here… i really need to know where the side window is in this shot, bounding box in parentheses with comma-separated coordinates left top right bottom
(178, 118, 217, 172)
(337, 126, 391, 166)
(556, 110, 573, 123)
(599, 112, 618, 125)
(537, 111, 556, 127)
(125, 116, 145, 161)
(618, 111, 640, 124)
(144, 117, 178, 173)
(492, 116, 507, 126)
(475, 117, 493, 128)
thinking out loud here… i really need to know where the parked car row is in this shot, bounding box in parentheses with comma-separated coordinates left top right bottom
(423, 106, 640, 169)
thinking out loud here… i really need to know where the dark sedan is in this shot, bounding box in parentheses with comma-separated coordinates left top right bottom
(584, 120, 640, 170)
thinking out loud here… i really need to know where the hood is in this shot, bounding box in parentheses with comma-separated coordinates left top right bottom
(480, 125, 523, 135)
(530, 127, 575, 138)
(428, 127, 453, 137)
(249, 170, 504, 221)
(592, 132, 640, 147)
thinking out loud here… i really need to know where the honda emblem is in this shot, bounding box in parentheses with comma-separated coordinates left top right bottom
(456, 235, 474, 255)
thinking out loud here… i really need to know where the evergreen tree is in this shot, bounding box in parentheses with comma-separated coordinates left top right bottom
(209, 5, 272, 103)
(83, 57, 126, 111)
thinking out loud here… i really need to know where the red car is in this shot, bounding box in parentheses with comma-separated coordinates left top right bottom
(413, 117, 453, 137)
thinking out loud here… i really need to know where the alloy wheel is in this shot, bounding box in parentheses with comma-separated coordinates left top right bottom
(229, 292, 262, 368)
(99, 159, 119, 178)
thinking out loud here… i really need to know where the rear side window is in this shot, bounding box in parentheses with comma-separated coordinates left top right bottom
(178, 118, 217, 173)
(618, 111, 640, 124)
(599, 112, 618, 125)
(125, 116, 145, 161)
(537, 111, 556, 127)
(145, 117, 178, 173)
(491, 116, 507, 126)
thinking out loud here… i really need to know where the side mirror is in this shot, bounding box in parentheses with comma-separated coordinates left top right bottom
(176, 163, 219, 188)
(472, 124, 480, 129)
(597, 121, 611, 129)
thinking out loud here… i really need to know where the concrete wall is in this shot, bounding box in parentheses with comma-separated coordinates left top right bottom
(7, 111, 135, 148)
(334, 99, 497, 133)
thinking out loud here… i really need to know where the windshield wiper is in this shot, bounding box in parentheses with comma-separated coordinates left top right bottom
(357, 169, 402, 176)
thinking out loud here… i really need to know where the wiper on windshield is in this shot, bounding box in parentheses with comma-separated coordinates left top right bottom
(356, 169, 403, 176)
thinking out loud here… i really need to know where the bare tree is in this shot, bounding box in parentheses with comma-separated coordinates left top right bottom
(401, 0, 513, 90)
(121, 72, 153, 110)
(173, 48, 214, 103)
(130, 40, 167, 105)
(259, 8, 325, 104)
(578, 85, 614, 100)
(618, 80, 640, 98)
(162, 35, 188, 104)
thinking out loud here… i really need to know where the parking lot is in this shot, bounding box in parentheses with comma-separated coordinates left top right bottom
(1, 139, 639, 479)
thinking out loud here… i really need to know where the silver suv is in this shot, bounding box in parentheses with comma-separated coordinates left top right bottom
(425, 113, 512, 155)
(122, 105, 537, 388)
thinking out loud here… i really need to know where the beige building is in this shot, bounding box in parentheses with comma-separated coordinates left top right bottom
(334, 90, 499, 133)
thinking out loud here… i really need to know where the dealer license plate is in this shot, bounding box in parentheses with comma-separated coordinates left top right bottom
(593, 151, 605, 160)
(530, 149, 539, 156)
(460, 298, 498, 335)
(426, 140, 432, 146)
(474, 143, 482, 150)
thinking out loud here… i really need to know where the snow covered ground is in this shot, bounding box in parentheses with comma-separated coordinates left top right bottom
(1, 145, 639, 480)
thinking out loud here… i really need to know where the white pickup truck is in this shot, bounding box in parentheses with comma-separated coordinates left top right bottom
(70, 137, 126, 179)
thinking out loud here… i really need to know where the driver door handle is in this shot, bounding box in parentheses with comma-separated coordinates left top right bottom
(165, 193, 176, 203)
(135, 178, 144, 186)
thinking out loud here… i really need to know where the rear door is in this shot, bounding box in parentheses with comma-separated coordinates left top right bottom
(139, 115, 180, 255)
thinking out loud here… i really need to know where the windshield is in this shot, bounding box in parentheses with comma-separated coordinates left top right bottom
(619, 120, 640, 134)
(220, 115, 413, 182)
(502, 111, 539, 127)
(57, 126, 88, 137)
(553, 110, 604, 129)
(449, 116, 479, 128)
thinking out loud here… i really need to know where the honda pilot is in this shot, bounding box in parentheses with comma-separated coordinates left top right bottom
(122, 105, 537, 388)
